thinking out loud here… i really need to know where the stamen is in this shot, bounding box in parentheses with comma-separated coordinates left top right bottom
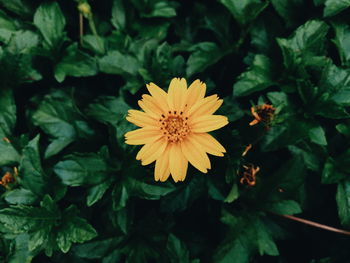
(160, 114, 190, 143)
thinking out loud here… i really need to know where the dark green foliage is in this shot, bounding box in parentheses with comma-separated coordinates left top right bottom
(0, 0, 349, 262)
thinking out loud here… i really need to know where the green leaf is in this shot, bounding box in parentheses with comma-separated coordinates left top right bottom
(86, 180, 111, 206)
(254, 219, 279, 256)
(56, 205, 97, 253)
(0, 138, 20, 166)
(0, 0, 32, 18)
(214, 236, 250, 263)
(54, 152, 109, 186)
(323, 0, 350, 17)
(322, 157, 345, 184)
(55, 43, 98, 82)
(130, 178, 175, 200)
(186, 42, 225, 77)
(0, 89, 16, 136)
(332, 23, 350, 66)
(277, 20, 329, 69)
(98, 51, 140, 76)
(86, 96, 129, 125)
(32, 90, 87, 158)
(6, 30, 39, 55)
(4, 188, 38, 205)
(33, 2, 66, 49)
(0, 195, 58, 251)
(160, 177, 205, 212)
(308, 126, 327, 146)
(73, 237, 122, 259)
(19, 135, 47, 196)
(166, 234, 190, 263)
(233, 55, 273, 97)
(111, 0, 126, 30)
(82, 35, 106, 55)
(0, 10, 18, 31)
(220, 0, 268, 25)
(146, 2, 176, 18)
(271, 0, 304, 27)
(264, 200, 302, 215)
(336, 180, 350, 227)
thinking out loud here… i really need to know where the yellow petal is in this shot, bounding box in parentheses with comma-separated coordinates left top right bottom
(184, 80, 206, 111)
(190, 115, 228, 133)
(167, 78, 187, 111)
(180, 138, 210, 173)
(146, 83, 169, 113)
(135, 137, 167, 162)
(126, 110, 158, 127)
(138, 95, 163, 119)
(188, 95, 223, 118)
(141, 138, 167, 165)
(125, 127, 161, 145)
(155, 145, 170, 181)
(191, 133, 226, 156)
(169, 144, 188, 182)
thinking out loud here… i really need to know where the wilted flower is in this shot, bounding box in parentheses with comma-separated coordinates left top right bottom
(125, 78, 228, 182)
(249, 104, 276, 127)
(239, 164, 260, 187)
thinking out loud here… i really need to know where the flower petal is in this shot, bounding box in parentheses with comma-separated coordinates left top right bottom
(188, 95, 223, 118)
(180, 137, 210, 173)
(125, 127, 161, 145)
(184, 79, 206, 111)
(155, 145, 171, 181)
(167, 78, 187, 111)
(146, 83, 169, 112)
(190, 115, 228, 133)
(135, 137, 167, 163)
(141, 138, 168, 165)
(138, 95, 163, 118)
(191, 133, 226, 156)
(126, 110, 158, 127)
(169, 144, 188, 182)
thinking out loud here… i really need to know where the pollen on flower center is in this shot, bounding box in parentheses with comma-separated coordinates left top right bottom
(159, 111, 189, 143)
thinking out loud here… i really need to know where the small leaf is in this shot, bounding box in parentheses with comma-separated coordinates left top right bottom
(265, 200, 302, 215)
(33, 2, 66, 49)
(19, 135, 48, 196)
(220, 0, 267, 26)
(54, 152, 109, 186)
(56, 205, 97, 253)
(87, 180, 111, 206)
(4, 188, 38, 205)
(32, 90, 88, 158)
(186, 42, 225, 77)
(233, 54, 273, 97)
(308, 126, 327, 146)
(55, 43, 98, 82)
(98, 51, 140, 76)
(111, 0, 126, 30)
(323, 0, 350, 17)
(86, 96, 130, 125)
(336, 180, 350, 227)
(332, 23, 350, 66)
(0, 89, 16, 136)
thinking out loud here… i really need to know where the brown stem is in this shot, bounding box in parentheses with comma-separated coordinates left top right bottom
(79, 13, 83, 45)
(278, 214, 350, 236)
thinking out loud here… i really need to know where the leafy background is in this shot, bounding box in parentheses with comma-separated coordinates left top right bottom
(0, 0, 350, 262)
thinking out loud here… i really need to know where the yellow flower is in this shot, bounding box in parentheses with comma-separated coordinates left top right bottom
(125, 78, 228, 182)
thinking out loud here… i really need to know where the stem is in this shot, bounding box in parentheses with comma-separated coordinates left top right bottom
(278, 214, 350, 236)
(79, 13, 84, 45)
(87, 14, 98, 37)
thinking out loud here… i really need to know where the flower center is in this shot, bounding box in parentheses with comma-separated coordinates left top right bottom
(160, 111, 190, 143)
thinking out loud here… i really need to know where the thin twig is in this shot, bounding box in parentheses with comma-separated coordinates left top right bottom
(278, 214, 350, 236)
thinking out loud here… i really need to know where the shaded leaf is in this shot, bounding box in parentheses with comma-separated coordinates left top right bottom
(233, 55, 273, 97)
